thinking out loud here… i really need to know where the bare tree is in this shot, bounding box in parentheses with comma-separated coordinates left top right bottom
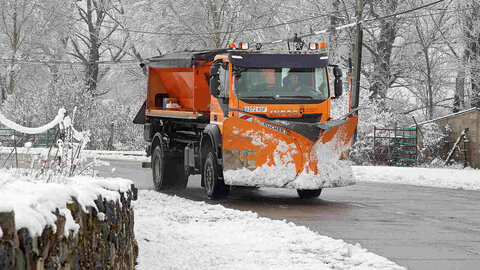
(69, 0, 128, 97)
(462, 0, 480, 108)
(0, 0, 42, 100)
(145, 0, 276, 50)
(401, 0, 455, 119)
(362, 0, 402, 103)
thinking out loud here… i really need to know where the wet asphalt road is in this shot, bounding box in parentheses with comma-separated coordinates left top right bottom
(98, 159, 480, 270)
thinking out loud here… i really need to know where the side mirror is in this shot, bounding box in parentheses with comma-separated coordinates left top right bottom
(209, 64, 220, 97)
(332, 66, 343, 99)
(210, 76, 220, 97)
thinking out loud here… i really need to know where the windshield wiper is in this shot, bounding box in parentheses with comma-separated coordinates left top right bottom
(276, 96, 314, 99)
(241, 96, 277, 99)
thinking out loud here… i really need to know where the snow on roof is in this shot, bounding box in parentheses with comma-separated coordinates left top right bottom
(415, 107, 480, 126)
(146, 49, 228, 68)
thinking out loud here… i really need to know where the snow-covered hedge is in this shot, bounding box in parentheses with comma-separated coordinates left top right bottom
(418, 122, 450, 164)
(0, 174, 138, 269)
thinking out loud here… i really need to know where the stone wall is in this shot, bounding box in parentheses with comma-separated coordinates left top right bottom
(435, 109, 479, 168)
(0, 185, 138, 270)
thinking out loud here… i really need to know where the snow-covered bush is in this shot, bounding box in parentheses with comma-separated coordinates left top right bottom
(419, 122, 450, 164)
(85, 96, 145, 151)
(344, 94, 410, 165)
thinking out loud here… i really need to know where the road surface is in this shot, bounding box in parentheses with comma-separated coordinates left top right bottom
(98, 159, 480, 270)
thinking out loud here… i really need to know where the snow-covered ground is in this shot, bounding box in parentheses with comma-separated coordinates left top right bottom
(4, 148, 478, 269)
(134, 190, 404, 270)
(353, 166, 480, 191)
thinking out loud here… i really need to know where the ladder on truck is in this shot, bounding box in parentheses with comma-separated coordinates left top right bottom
(373, 123, 417, 166)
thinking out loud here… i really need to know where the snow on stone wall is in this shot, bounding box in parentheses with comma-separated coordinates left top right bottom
(0, 175, 138, 269)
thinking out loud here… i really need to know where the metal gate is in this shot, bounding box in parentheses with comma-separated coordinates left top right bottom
(373, 123, 417, 166)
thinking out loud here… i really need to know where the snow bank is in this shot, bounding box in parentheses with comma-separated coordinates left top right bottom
(135, 191, 404, 270)
(0, 171, 133, 237)
(353, 166, 480, 191)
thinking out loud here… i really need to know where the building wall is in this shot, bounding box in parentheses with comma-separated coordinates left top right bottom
(434, 110, 479, 168)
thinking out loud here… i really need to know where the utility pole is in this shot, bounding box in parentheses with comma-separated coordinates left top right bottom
(350, 0, 364, 111)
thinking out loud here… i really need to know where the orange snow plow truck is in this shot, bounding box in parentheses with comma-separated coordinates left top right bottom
(134, 44, 358, 199)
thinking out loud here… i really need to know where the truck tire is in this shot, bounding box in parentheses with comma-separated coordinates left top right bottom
(203, 151, 229, 199)
(297, 189, 322, 199)
(152, 145, 189, 191)
(151, 145, 173, 191)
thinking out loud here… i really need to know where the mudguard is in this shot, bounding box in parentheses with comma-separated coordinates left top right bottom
(202, 124, 223, 161)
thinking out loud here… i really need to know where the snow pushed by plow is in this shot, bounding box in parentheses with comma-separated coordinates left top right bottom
(293, 136, 355, 189)
(134, 191, 403, 270)
(223, 133, 355, 190)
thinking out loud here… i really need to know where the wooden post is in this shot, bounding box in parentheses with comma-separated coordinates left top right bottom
(13, 131, 18, 168)
(108, 122, 114, 150)
(373, 126, 377, 165)
(350, 0, 364, 111)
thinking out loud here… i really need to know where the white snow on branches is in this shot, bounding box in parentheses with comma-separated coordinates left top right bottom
(0, 108, 66, 134)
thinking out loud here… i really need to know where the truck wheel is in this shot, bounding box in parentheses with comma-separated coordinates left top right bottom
(297, 189, 322, 199)
(151, 145, 173, 191)
(203, 151, 230, 199)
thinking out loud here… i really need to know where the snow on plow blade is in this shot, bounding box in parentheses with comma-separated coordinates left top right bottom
(222, 113, 358, 189)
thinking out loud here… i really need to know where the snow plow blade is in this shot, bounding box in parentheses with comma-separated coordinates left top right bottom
(222, 113, 358, 189)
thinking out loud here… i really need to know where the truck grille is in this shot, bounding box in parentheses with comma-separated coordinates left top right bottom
(256, 113, 322, 124)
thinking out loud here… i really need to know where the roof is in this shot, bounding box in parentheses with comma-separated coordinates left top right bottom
(146, 49, 228, 68)
(416, 107, 480, 126)
(228, 51, 328, 68)
(146, 49, 329, 69)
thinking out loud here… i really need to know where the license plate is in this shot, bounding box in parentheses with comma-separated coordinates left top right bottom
(243, 106, 267, 113)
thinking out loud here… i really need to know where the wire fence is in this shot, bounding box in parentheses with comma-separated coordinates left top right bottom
(0, 128, 57, 148)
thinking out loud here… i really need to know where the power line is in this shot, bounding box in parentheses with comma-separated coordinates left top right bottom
(263, 0, 446, 45)
(98, 0, 447, 38)
(24, 0, 451, 45)
(364, 6, 474, 22)
(364, 0, 445, 22)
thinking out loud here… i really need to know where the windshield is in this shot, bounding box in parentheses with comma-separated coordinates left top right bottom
(234, 67, 329, 100)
